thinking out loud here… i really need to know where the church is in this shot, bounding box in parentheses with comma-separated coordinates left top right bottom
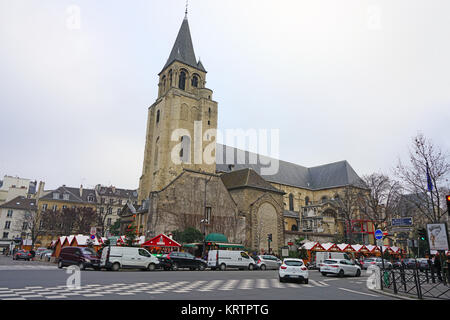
(120, 13, 368, 253)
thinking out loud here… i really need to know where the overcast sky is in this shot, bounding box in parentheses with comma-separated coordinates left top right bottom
(1, 0, 449, 190)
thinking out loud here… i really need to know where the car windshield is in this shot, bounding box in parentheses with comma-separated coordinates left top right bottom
(81, 248, 96, 255)
(323, 260, 338, 264)
(284, 260, 303, 266)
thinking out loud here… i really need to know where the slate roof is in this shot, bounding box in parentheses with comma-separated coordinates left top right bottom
(161, 16, 206, 73)
(216, 144, 363, 190)
(0, 196, 36, 211)
(40, 186, 97, 203)
(96, 186, 138, 199)
(220, 168, 284, 194)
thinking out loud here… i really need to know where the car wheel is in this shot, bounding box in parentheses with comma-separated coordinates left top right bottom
(260, 264, 266, 271)
(279, 276, 284, 283)
(338, 269, 345, 278)
(198, 264, 206, 271)
(356, 269, 361, 277)
(172, 263, 179, 271)
(58, 260, 63, 269)
(248, 264, 254, 271)
(321, 272, 327, 276)
(220, 263, 226, 271)
(111, 262, 120, 271)
(304, 279, 309, 284)
(147, 263, 156, 271)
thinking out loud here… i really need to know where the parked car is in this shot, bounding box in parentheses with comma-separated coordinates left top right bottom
(362, 257, 393, 270)
(13, 250, 32, 261)
(35, 248, 48, 257)
(58, 247, 101, 270)
(158, 251, 207, 271)
(403, 258, 418, 269)
(392, 260, 403, 269)
(101, 246, 160, 271)
(315, 252, 352, 269)
(38, 249, 52, 259)
(207, 250, 256, 271)
(417, 258, 430, 271)
(278, 259, 309, 284)
(42, 250, 53, 261)
(320, 259, 362, 277)
(255, 255, 282, 270)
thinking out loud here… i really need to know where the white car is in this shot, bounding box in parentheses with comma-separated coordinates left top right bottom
(278, 258, 309, 284)
(320, 259, 361, 277)
(207, 250, 256, 271)
(101, 246, 160, 271)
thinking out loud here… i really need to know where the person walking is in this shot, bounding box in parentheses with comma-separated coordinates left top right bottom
(434, 253, 443, 282)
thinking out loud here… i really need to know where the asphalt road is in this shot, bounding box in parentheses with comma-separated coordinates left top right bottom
(0, 255, 394, 300)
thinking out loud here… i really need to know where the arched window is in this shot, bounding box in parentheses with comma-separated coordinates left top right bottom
(179, 70, 187, 90)
(156, 110, 160, 124)
(289, 193, 294, 211)
(161, 76, 166, 92)
(169, 70, 173, 86)
(291, 225, 298, 231)
(305, 196, 310, 206)
(191, 74, 199, 88)
(321, 196, 328, 203)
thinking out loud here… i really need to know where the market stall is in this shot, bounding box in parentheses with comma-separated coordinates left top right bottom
(141, 234, 182, 256)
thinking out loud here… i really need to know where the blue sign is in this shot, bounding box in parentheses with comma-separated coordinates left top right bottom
(392, 218, 413, 227)
(90, 235, 95, 240)
(375, 229, 383, 240)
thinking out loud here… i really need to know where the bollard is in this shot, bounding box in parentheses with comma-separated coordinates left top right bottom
(392, 270, 398, 294)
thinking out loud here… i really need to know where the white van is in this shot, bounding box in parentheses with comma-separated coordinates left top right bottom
(101, 246, 160, 271)
(315, 252, 352, 268)
(207, 250, 256, 271)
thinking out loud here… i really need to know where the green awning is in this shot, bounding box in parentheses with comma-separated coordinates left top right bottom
(205, 233, 228, 243)
(182, 243, 200, 248)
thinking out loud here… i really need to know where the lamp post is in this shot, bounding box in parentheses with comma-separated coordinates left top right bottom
(202, 176, 213, 258)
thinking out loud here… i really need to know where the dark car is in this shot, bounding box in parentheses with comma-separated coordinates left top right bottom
(158, 252, 207, 271)
(418, 259, 431, 271)
(393, 260, 403, 269)
(58, 247, 101, 270)
(13, 250, 32, 261)
(403, 258, 418, 269)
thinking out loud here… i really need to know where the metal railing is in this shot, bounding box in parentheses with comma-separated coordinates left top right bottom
(382, 266, 450, 300)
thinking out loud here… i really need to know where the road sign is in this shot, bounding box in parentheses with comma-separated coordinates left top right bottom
(392, 218, 413, 227)
(376, 239, 383, 246)
(90, 235, 95, 240)
(375, 229, 383, 240)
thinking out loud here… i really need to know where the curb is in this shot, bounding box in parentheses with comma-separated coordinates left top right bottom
(369, 288, 418, 300)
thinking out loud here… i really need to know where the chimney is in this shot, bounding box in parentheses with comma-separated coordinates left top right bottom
(80, 184, 83, 197)
(37, 181, 45, 199)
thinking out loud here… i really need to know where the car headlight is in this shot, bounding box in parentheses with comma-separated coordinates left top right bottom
(84, 258, 91, 263)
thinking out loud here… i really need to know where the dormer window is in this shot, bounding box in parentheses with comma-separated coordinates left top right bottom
(53, 193, 60, 200)
(87, 195, 95, 202)
(63, 194, 70, 200)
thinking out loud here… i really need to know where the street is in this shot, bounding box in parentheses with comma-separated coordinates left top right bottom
(0, 256, 394, 300)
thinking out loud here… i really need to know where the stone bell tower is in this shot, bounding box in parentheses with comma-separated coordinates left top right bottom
(138, 13, 218, 203)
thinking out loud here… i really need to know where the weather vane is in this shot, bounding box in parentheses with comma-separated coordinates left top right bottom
(185, 0, 189, 17)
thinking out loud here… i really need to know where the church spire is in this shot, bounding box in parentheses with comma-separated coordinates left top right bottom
(161, 12, 206, 74)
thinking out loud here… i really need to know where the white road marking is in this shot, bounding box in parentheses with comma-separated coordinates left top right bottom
(338, 287, 380, 297)
(219, 280, 239, 291)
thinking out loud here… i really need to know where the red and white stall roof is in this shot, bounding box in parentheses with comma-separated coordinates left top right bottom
(301, 242, 325, 251)
(321, 243, 338, 251)
(337, 243, 351, 251)
(142, 234, 181, 248)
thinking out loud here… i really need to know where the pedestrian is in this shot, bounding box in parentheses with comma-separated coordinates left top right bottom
(434, 254, 443, 282)
(30, 249, 35, 261)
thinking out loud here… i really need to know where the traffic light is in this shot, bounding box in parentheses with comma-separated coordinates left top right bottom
(446, 194, 450, 215)
(268, 234, 272, 242)
(418, 228, 427, 241)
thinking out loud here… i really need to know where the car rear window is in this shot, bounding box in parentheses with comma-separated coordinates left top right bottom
(284, 260, 303, 266)
(323, 260, 338, 264)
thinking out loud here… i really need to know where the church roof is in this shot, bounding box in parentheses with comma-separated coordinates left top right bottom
(161, 16, 206, 74)
(220, 168, 284, 194)
(216, 144, 364, 190)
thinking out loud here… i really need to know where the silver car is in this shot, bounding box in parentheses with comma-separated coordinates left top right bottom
(363, 257, 393, 270)
(256, 255, 282, 270)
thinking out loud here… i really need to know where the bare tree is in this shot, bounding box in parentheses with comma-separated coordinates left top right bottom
(359, 173, 402, 243)
(395, 133, 450, 223)
(330, 185, 366, 244)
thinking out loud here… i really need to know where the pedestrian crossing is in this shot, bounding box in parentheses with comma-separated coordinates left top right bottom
(0, 278, 334, 300)
(0, 265, 56, 271)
